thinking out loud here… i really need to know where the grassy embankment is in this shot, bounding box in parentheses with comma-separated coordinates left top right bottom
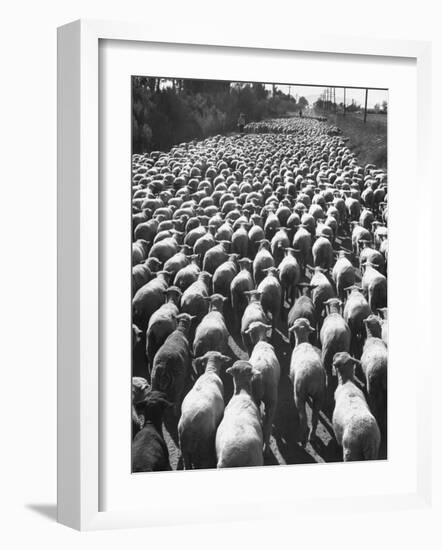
(326, 112, 387, 169)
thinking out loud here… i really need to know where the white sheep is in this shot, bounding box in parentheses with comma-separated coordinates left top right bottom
(320, 298, 351, 386)
(244, 321, 281, 453)
(193, 294, 230, 358)
(215, 360, 263, 468)
(288, 318, 326, 445)
(332, 352, 381, 461)
(178, 351, 231, 469)
(361, 315, 388, 432)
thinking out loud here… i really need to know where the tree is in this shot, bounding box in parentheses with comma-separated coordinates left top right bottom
(381, 100, 388, 113)
(298, 96, 309, 109)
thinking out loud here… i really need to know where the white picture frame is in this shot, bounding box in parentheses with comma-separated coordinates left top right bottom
(57, 19, 432, 531)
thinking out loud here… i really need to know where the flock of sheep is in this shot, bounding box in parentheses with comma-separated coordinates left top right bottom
(131, 116, 388, 472)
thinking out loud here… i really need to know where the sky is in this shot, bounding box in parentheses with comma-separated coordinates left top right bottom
(267, 84, 388, 109)
(157, 78, 388, 109)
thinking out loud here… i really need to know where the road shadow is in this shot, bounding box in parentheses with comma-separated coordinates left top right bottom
(272, 372, 316, 465)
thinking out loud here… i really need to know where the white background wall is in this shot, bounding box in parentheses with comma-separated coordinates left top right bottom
(0, 0, 440, 547)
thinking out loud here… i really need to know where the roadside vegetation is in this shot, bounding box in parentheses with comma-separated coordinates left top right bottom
(132, 77, 308, 153)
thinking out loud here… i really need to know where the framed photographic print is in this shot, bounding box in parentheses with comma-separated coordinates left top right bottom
(57, 19, 432, 530)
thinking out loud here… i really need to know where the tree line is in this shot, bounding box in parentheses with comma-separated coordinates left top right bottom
(132, 77, 308, 153)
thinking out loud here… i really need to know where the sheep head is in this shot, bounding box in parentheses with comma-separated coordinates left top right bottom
(289, 318, 315, 343)
(245, 321, 272, 344)
(244, 290, 263, 303)
(206, 293, 227, 312)
(175, 313, 195, 332)
(238, 257, 253, 269)
(324, 298, 343, 315)
(363, 314, 383, 338)
(140, 391, 173, 423)
(226, 360, 260, 388)
(194, 351, 231, 375)
(332, 352, 360, 383)
(164, 286, 182, 304)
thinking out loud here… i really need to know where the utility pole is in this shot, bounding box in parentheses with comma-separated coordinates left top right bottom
(333, 88, 336, 113)
(343, 87, 346, 116)
(364, 88, 368, 123)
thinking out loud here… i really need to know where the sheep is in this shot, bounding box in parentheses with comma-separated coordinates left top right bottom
(241, 290, 269, 355)
(264, 210, 280, 240)
(151, 313, 193, 414)
(288, 318, 326, 444)
(345, 197, 361, 222)
(287, 283, 317, 346)
(324, 216, 338, 243)
(310, 266, 335, 326)
(312, 235, 334, 270)
(332, 250, 355, 300)
(359, 240, 385, 274)
(132, 391, 173, 472)
(301, 213, 316, 237)
(202, 240, 230, 274)
(230, 257, 254, 331)
(253, 239, 275, 285)
(132, 262, 153, 296)
(351, 223, 371, 255)
(361, 261, 387, 312)
(163, 246, 191, 279)
(132, 324, 149, 379)
(146, 286, 182, 370)
(319, 298, 351, 386)
(178, 351, 231, 469)
(343, 285, 372, 357)
(271, 227, 290, 267)
(232, 222, 249, 258)
(132, 270, 170, 332)
(132, 124, 389, 469)
(134, 218, 159, 243)
(193, 294, 230, 358)
(377, 307, 388, 344)
(278, 247, 301, 308)
(173, 254, 200, 292)
(132, 376, 151, 438)
(256, 267, 282, 332)
(215, 360, 264, 468)
(244, 321, 281, 452)
(215, 220, 234, 242)
(361, 315, 388, 433)
(212, 254, 238, 300)
(248, 218, 265, 257)
(194, 227, 217, 260)
(132, 239, 150, 266)
(184, 224, 207, 248)
(148, 235, 180, 264)
(292, 225, 312, 274)
(180, 271, 212, 326)
(332, 352, 381, 461)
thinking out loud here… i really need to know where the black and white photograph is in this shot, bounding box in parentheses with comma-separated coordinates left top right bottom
(131, 77, 388, 472)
